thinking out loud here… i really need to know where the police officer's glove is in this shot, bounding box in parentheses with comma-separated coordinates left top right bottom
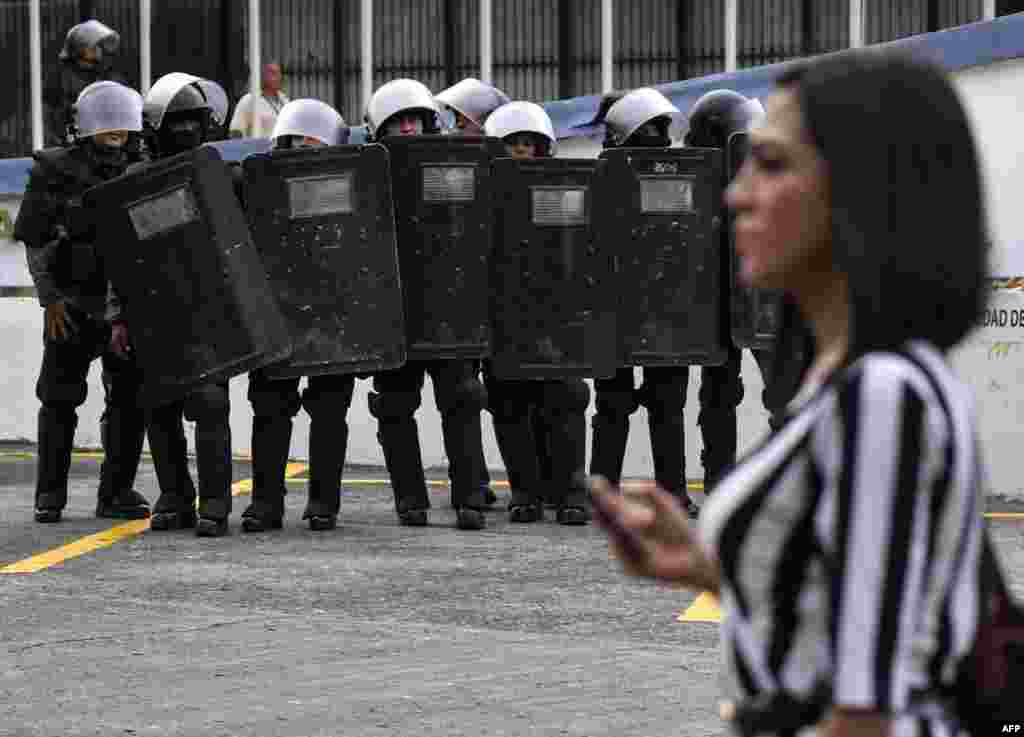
(109, 320, 132, 358)
(44, 300, 77, 342)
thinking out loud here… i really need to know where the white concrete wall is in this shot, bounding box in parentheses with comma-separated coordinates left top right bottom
(0, 57, 1022, 497)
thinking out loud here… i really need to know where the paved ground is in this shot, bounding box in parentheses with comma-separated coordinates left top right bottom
(0, 446, 1022, 737)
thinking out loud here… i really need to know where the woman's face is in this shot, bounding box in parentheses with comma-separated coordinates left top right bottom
(725, 87, 831, 292)
(504, 132, 540, 159)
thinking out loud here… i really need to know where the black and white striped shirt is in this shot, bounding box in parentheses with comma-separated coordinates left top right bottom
(700, 341, 984, 737)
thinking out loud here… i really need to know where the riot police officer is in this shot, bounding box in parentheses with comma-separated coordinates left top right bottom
(364, 78, 489, 530)
(113, 73, 235, 536)
(590, 87, 700, 516)
(685, 89, 815, 461)
(44, 20, 125, 147)
(436, 77, 510, 135)
(483, 101, 592, 525)
(15, 80, 150, 523)
(435, 77, 512, 508)
(239, 98, 355, 533)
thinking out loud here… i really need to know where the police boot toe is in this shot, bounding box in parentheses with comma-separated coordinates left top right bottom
(241, 514, 283, 533)
(556, 505, 591, 526)
(195, 517, 229, 537)
(150, 509, 197, 531)
(97, 490, 151, 520)
(455, 507, 486, 531)
(34, 508, 62, 524)
(308, 515, 337, 531)
(398, 509, 428, 527)
(508, 497, 543, 523)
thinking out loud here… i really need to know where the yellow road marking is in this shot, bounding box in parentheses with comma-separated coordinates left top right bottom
(0, 464, 308, 574)
(677, 591, 722, 623)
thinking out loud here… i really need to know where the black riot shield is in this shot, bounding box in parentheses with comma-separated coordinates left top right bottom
(489, 157, 617, 381)
(84, 145, 291, 407)
(727, 131, 782, 351)
(381, 135, 504, 361)
(242, 144, 405, 379)
(597, 147, 728, 367)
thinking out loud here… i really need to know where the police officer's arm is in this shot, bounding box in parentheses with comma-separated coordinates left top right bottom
(42, 74, 70, 146)
(14, 159, 67, 308)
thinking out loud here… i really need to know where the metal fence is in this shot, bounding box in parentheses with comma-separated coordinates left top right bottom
(1, 0, 1006, 157)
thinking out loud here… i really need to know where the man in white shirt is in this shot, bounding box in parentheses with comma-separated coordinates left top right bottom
(229, 62, 289, 138)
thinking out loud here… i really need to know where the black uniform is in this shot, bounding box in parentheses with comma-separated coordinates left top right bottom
(120, 84, 233, 536)
(44, 63, 126, 146)
(14, 143, 149, 522)
(234, 162, 357, 532)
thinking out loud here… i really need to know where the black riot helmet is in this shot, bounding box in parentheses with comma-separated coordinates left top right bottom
(683, 89, 763, 149)
(144, 73, 220, 157)
(59, 20, 120, 70)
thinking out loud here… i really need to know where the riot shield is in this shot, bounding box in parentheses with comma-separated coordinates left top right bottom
(727, 131, 782, 351)
(381, 134, 504, 361)
(242, 144, 405, 379)
(489, 157, 617, 381)
(84, 145, 291, 407)
(597, 147, 728, 367)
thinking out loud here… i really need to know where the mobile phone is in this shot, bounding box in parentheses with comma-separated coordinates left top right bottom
(588, 478, 648, 563)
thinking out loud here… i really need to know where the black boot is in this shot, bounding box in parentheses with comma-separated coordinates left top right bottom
(195, 419, 232, 537)
(648, 412, 698, 518)
(590, 412, 630, 488)
(556, 472, 592, 526)
(377, 419, 430, 526)
(242, 415, 290, 533)
(34, 407, 77, 523)
(548, 410, 590, 526)
(303, 415, 344, 531)
(699, 407, 738, 494)
(492, 413, 542, 523)
(96, 404, 149, 519)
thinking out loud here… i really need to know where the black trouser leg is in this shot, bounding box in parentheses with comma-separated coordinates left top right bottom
(639, 366, 689, 499)
(430, 361, 486, 510)
(540, 379, 590, 509)
(699, 346, 743, 493)
(146, 401, 196, 514)
(35, 406, 77, 511)
(97, 354, 146, 505)
(590, 367, 638, 486)
(246, 372, 300, 522)
(370, 364, 430, 513)
(303, 373, 355, 519)
(185, 383, 232, 521)
(485, 371, 541, 509)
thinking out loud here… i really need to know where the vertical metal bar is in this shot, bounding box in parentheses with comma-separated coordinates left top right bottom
(558, 0, 571, 98)
(480, 0, 492, 82)
(800, 0, 814, 54)
(361, 0, 373, 110)
(601, 0, 613, 91)
(444, 0, 456, 85)
(249, 0, 261, 103)
(30, 0, 43, 150)
(80, 0, 94, 21)
(676, 0, 687, 80)
(984, 0, 996, 18)
(927, 0, 940, 30)
(139, 0, 151, 94)
(850, 0, 865, 47)
(724, 0, 737, 71)
(333, 0, 345, 111)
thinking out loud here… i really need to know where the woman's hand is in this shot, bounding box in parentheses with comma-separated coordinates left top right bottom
(590, 476, 720, 594)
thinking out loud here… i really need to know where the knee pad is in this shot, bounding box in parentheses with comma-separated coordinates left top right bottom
(249, 381, 301, 419)
(183, 383, 230, 423)
(368, 389, 420, 421)
(436, 375, 487, 415)
(594, 387, 639, 419)
(302, 375, 355, 419)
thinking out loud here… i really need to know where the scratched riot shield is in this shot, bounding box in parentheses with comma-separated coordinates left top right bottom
(489, 157, 617, 380)
(381, 135, 504, 360)
(84, 145, 292, 407)
(242, 144, 405, 379)
(597, 147, 728, 367)
(727, 131, 782, 351)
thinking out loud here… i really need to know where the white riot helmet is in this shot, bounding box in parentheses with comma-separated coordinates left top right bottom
(365, 78, 442, 139)
(484, 101, 557, 156)
(604, 87, 682, 147)
(435, 78, 511, 131)
(272, 99, 348, 148)
(73, 80, 143, 139)
(143, 72, 228, 130)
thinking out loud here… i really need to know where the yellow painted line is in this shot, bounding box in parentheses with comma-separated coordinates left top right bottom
(0, 519, 152, 574)
(0, 464, 308, 574)
(677, 592, 722, 623)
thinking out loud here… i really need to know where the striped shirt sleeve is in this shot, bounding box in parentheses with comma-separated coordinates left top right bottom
(817, 357, 949, 711)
